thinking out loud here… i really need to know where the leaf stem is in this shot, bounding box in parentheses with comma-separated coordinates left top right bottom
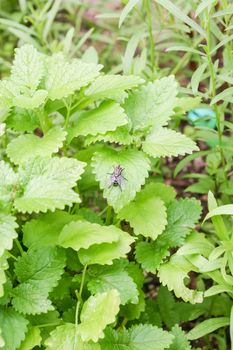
(15, 239, 24, 256)
(145, 0, 155, 72)
(105, 206, 112, 225)
(73, 264, 88, 350)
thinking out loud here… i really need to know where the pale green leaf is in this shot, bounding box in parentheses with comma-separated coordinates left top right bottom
(45, 53, 102, 100)
(142, 127, 198, 158)
(0, 255, 8, 298)
(79, 290, 120, 342)
(45, 323, 100, 350)
(124, 76, 178, 130)
(12, 247, 66, 314)
(187, 317, 230, 340)
(0, 308, 28, 350)
(23, 211, 80, 248)
(7, 127, 67, 165)
(0, 160, 18, 210)
(101, 324, 174, 350)
(158, 255, 203, 304)
(78, 230, 134, 265)
(195, 0, 214, 17)
(59, 221, 120, 251)
(12, 89, 48, 109)
(0, 123, 5, 137)
(15, 157, 86, 213)
(210, 87, 233, 105)
(68, 101, 128, 142)
(18, 327, 41, 350)
(92, 147, 150, 212)
(85, 125, 133, 146)
(204, 204, 233, 222)
(11, 44, 44, 94)
(87, 262, 138, 305)
(0, 214, 18, 257)
(119, 0, 140, 27)
(118, 184, 167, 239)
(85, 74, 143, 101)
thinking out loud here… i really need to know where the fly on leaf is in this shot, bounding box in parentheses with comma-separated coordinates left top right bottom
(108, 165, 127, 191)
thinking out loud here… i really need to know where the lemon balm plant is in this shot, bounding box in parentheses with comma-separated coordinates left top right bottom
(0, 45, 200, 349)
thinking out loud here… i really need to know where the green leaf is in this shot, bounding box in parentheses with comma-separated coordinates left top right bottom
(0, 255, 8, 298)
(187, 317, 230, 340)
(87, 261, 138, 305)
(191, 62, 207, 94)
(85, 125, 133, 146)
(92, 147, 150, 212)
(12, 247, 66, 314)
(79, 290, 120, 342)
(45, 53, 102, 100)
(0, 160, 18, 211)
(7, 127, 67, 165)
(161, 198, 202, 246)
(0, 214, 18, 257)
(156, 0, 205, 37)
(119, 0, 140, 27)
(18, 327, 41, 350)
(85, 74, 143, 101)
(195, 0, 214, 17)
(23, 211, 80, 248)
(101, 324, 174, 350)
(0, 308, 28, 350)
(169, 325, 191, 350)
(123, 76, 178, 130)
(118, 184, 167, 239)
(11, 45, 44, 94)
(15, 157, 86, 213)
(158, 255, 203, 304)
(68, 101, 128, 142)
(13, 89, 48, 110)
(45, 324, 100, 350)
(204, 204, 233, 222)
(59, 221, 120, 251)
(142, 127, 198, 158)
(135, 240, 169, 273)
(78, 230, 134, 265)
(210, 87, 233, 105)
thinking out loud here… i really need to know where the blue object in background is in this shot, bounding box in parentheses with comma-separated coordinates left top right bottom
(188, 108, 216, 129)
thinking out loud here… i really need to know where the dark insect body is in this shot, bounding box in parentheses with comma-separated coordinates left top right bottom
(108, 165, 127, 191)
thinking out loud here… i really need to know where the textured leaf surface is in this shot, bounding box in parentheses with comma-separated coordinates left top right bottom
(123, 76, 178, 130)
(18, 327, 42, 350)
(12, 247, 66, 314)
(0, 308, 28, 350)
(44, 324, 100, 350)
(169, 325, 191, 350)
(135, 240, 169, 273)
(79, 290, 120, 342)
(101, 324, 174, 350)
(7, 127, 67, 165)
(118, 184, 167, 239)
(59, 221, 120, 251)
(7, 127, 66, 164)
(0, 161, 18, 210)
(15, 157, 86, 213)
(78, 230, 134, 265)
(142, 127, 198, 158)
(68, 101, 127, 142)
(0, 214, 18, 257)
(85, 74, 143, 100)
(0, 255, 8, 298)
(158, 256, 203, 304)
(87, 262, 138, 305)
(45, 53, 102, 100)
(92, 148, 150, 212)
(11, 45, 44, 94)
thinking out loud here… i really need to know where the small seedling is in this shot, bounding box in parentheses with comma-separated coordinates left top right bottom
(108, 165, 127, 191)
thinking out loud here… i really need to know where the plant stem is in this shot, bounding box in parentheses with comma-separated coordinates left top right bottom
(15, 239, 24, 256)
(145, 0, 155, 72)
(105, 206, 112, 225)
(206, 11, 225, 168)
(73, 264, 88, 350)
